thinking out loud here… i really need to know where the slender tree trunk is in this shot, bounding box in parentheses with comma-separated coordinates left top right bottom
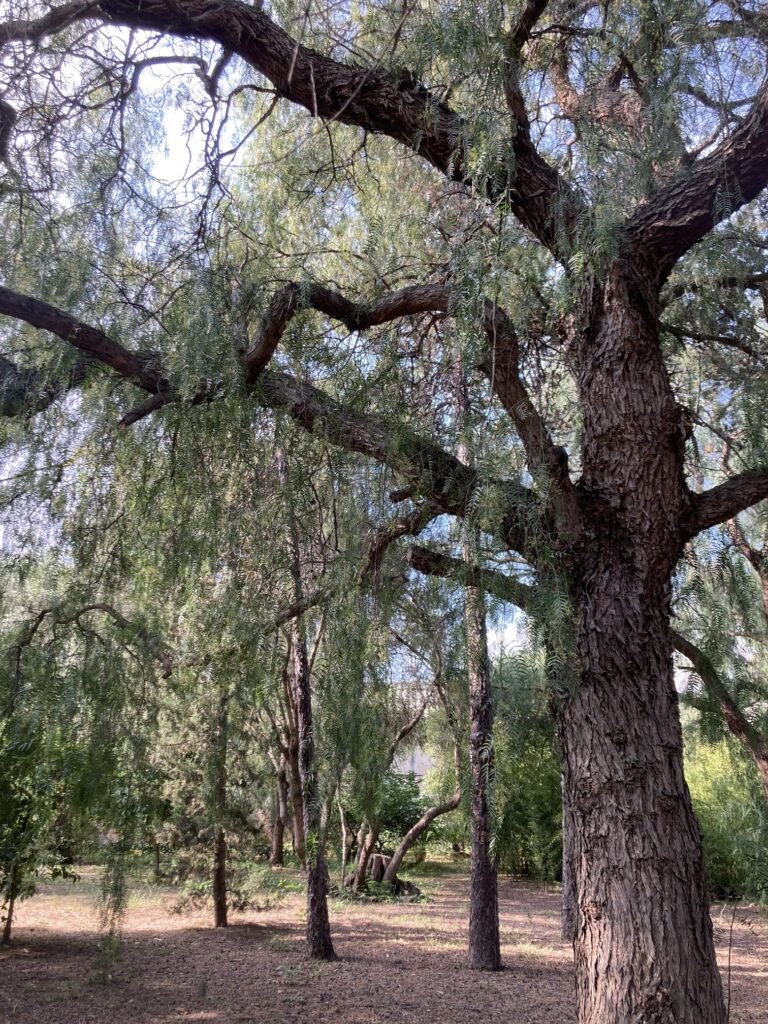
(337, 792, 350, 887)
(287, 736, 306, 868)
(153, 841, 161, 884)
(212, 828, 228, 928)
(672, 630, 768, 805)
(270, 764, 289, 866)
(290, 624, 335, 958)
(563, 267, 726, 1022)
(212, 690, 229, 929)
(464, 564, 501, 970)
(1, 861, 19, 945)
(455, 359, 501, 971)
(560, 773, 576, 943)
(280, 450, 335, 961)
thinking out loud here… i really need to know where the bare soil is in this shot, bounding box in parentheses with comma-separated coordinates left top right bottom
(2, 867, 767, 1023)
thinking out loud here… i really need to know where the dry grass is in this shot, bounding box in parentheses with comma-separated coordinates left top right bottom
(1, 867, 767, 1023)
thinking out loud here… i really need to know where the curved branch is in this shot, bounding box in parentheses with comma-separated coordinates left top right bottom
(0, 285, 168, 395)
(249, 280, 579, 534)
(0, 1, 97, 44)
(80, 0, 582, 256)
(257, 368, 541, 558)
(0, 282, 544, 558)
(627, 86, 768, 281)
(672, 629, 768, 794)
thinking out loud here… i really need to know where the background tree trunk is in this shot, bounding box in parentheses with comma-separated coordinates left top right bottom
(465, 567, 501, 971)
(456, 360, 501, 971)
(352, 824, 378, 891)
(270, 764, 289, 866)
(212, 689, 229, 929)
(280, 449, 336, 961)
(1, 861, 19, 945)
(212, 827, 228, 928)
(290, 620, 335, 959)
(383, 732, 462, 883)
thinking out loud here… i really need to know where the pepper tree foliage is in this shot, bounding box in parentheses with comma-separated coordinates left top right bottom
(2, 0, 768, 1017)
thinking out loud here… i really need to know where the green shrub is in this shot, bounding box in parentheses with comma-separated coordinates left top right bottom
(685, 734, 768, 901)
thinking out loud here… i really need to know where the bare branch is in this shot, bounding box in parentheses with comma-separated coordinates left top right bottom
(0, 285, 168, 395)
(672, 629, 768, 772)
(406, 543, 535, 610)
(683, 466, 768, 538)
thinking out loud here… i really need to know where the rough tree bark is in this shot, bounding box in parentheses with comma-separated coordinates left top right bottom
(559, 262, 726, 1023)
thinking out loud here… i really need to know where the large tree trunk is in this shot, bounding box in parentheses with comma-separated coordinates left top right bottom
(563, 267, 726, 1023)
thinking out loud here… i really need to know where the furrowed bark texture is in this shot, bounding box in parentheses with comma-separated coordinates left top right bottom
(562, 262, 726, 1023)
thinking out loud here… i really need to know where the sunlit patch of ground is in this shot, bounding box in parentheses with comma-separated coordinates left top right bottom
(1, 869, 766, 1023)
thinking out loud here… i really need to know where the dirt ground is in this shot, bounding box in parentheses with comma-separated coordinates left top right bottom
(2, 867, 767, 1024)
